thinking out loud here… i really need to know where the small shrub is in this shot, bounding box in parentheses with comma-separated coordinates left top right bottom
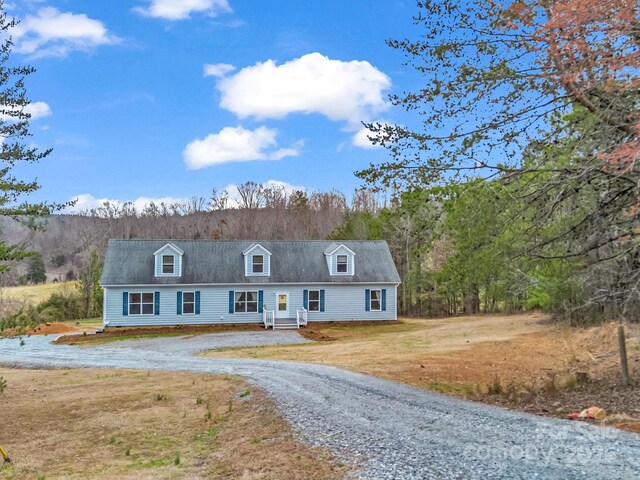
(174, 452, 181, 466)
(205, 409, 211, 420)
(109, 436, 116, 445)
(239, 390, 250, 398)
(196, 397, 203, 405)
(125, 448, 131, 456)
(487, 374, 503, 395)
(0, 376, 6, 394)
(156, 393, 167, 401)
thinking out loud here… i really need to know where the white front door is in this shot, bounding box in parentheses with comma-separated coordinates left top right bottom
(275, 292, 289, 318)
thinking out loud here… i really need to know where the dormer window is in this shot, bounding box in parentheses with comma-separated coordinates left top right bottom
(252, 255, 264, 273)
(324, 243, 355, 276)
(154, 243, 184, 277)
(243, 243, 271, 277)
(336, 255, 348, 273)
(162, 255, 175, 274)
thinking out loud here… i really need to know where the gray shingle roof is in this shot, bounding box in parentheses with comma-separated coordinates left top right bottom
(101, 239, 400, 286)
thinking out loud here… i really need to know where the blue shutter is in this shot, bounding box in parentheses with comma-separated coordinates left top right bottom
(229, 291, 234, 314)
(177, 291, 182, 315)
(195, 291, 201, 315)
(381, 289, 387, 311)
(154, 291, 160, 315)
(258, 290, 264, 311)
(365, 289, 370, 312)
(320, 290, 325, 312)
(122, 292, 128, 316)
(303, 290, 308, 309)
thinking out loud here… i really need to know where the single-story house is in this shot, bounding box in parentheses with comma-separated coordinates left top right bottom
(100, 239, 401, 328)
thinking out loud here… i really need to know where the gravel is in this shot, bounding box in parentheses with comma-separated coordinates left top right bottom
(1, 333, 639, 479)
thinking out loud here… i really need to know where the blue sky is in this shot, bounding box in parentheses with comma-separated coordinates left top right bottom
(8, 0, 422, 211)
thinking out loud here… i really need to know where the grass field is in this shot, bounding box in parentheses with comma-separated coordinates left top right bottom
(2, 281, 76, 306)
(203, 313, 553, 388)
(0, 368, 345, 479)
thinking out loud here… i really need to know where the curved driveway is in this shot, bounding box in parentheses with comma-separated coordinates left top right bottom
(1, 332, 639, 479)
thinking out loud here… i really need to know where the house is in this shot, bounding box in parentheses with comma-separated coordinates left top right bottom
(100, 239, 400, 328)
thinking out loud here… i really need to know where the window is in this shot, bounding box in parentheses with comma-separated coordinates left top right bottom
(182, 291, 195, 314)
(129, 292, 154, 315)
(308, 290, 320, 312)
(235, 291, 258, 313)
(370, 289, 381, 311)
(162, 255, 174, 274)
(336, 254, 348, 273)
(252, 255, 264, 274)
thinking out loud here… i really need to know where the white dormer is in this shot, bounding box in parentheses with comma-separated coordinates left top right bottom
(324, 243, 355, 276)
(154, 243, 184, 277)
(243, 243, 271, 277)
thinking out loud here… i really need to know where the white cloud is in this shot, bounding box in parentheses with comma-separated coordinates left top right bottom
(0, 101, 52, 121)
(183, 125, 302, 169)
(203, 63, 236, 78)
(223, 180, 306, 207)
(133, 0, 232, 20)
(13, 7, 119, 58)
(215, 52, 391, 126)
(25, 101, 52, 120)
(67, 194, 188, 213)
(352, 125, 384, 149)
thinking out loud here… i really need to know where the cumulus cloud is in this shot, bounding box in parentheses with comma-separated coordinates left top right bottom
(351, 125, 386, 149)
(67, 194, 188, 213)
(203, 63, 236, 78)
(223, 179, 306, 207)
(215, 52, 391, 126)
(13, 7, 119, 58)
(0, 101, 52, 121)
(133, 0, 232, 20)
(183, 125, 302, 169)
(25, 101, 53, 120)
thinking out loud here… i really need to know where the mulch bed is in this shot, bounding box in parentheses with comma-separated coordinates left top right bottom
(53, 320, 401, 345)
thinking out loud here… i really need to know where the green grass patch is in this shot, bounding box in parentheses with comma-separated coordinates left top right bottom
(425, 380, 477, 396)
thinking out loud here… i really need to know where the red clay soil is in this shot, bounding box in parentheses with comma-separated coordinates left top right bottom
(53, 323, 267, 344)
(3, 322, 78, 337)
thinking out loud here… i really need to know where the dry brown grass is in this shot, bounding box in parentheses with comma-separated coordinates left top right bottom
(0, 368, 346, 479)
(203, 313, 553, 388)
(2, 281, 76, 306)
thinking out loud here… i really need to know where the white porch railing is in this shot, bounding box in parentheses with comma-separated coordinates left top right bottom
(263, 309, 275, 329)
(296, 308, 308, 327)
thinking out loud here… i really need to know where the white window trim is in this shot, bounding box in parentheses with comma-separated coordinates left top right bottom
(182, 291, 195, 315)
(162, 255, 175, 274)
(308, 289, 321, 312)
(129, 292, 154, 316)
(234, 290, 259, 314)
(370, 289, 382, 312)
(336, 255, 348, 273)
(252, 254, 264, 274)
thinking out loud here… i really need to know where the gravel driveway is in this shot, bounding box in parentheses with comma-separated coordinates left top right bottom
(1, 333, 639, 479)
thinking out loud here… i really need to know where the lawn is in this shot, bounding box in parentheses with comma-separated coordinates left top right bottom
(2, 281, 76, 306)
(0, 367, 345, 479)
(203, 313, 554, 388)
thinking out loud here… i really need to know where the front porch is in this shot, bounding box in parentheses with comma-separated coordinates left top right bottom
(262, 308, 308, 330)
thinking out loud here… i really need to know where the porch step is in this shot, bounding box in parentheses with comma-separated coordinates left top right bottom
(273, 317, 299, 330)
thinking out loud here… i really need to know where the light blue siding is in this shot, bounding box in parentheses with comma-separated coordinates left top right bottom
(104, 284, 397, 327)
